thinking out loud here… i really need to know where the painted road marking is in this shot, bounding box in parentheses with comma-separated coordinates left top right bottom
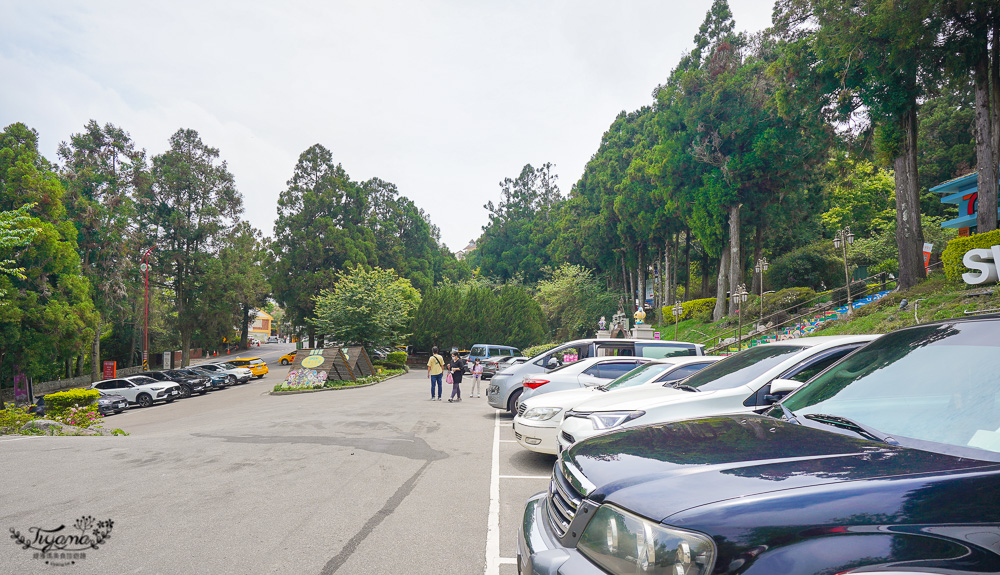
(485, 410, 501, 575)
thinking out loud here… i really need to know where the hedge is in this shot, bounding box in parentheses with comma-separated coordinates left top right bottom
(385, 351, 408, 364)
(44, 389, 100, 418)
(942, 229, 1000, 282)
(524, 343, 558, 358)
(662, 297, 716, 322)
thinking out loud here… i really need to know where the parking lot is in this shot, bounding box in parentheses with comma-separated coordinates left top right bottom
(0, 349, 553, 575)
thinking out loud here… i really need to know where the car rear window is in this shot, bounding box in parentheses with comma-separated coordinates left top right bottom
(250, 359, 264, 365)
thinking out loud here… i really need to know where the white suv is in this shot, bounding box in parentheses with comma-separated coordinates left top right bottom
(92, 376, 181, 408)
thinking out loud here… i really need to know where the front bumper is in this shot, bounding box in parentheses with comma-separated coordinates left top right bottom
(518, 492, 604, 575)
(514, 418, 559, 455)
(155, 388, 180, 400)
(555, 416, 600, 452)
(97, 401, 126, 415)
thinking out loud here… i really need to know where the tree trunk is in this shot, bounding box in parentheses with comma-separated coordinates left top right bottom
(75, 355, 84, 377)
(308, 325, 315, 348)
(181, 329, 191, 367)
(974, 51, 998, 232)
(713, 249, 730, 321)
(91, 319, 101, 381)
(671, 235, 679, 304)
(637, 249, 646, 311)
(894, 105, 926, 290)
(629, 268, 635, 306)
(620, 254, 627, 301)
(240, 304, 251, 350)
(662, 244, 670, 307)
(992, 19, 999, 164)
(683, 230, 691, 302)
(727, 204, 742, 316)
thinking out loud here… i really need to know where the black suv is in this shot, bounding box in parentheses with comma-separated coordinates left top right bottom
(148, 370, 207, 398)
(519, 315, 1000, 575)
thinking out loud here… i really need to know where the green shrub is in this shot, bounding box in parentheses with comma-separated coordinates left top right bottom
(942, 229, 1000, 282)
(385, 351, 408, 364)
(768, 241, 843, 291)
(0, 406, 36, 434)
(524, 343, 558, 358)
(44, 389, 100, 418)
(663, 297, 716, 322)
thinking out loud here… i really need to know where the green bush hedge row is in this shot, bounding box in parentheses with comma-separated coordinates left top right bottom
(385, 351, 408, 364)
(942, 229, 1000, 282)
(44, 389, 100, 418)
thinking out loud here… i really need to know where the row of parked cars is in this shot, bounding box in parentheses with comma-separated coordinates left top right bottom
(32, 358, 270, 417)
(498, 315, 1000, 575)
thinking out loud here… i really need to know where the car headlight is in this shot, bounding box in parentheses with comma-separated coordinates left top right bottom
(589, 410, 645, 430)
(150, 386, 164, 391)
(578, 504, 715, 575)
(522, 407, 561, 421)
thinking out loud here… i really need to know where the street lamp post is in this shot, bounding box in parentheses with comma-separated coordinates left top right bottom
(735, 284, 749, 351)
(671, 301, 683, 341)
(833, 227, 855, 314)
(754, 257, 769, 322)
(141, 245, 157, 371)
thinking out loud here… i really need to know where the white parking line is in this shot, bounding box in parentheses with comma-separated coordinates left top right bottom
(500, 475, 549, 480)
(499, 439, 517, 443)
(485, 410, 501, 575)
(499, 558, 516, 564)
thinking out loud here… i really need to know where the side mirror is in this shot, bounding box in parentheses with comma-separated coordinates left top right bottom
(764, 378, 802, 404)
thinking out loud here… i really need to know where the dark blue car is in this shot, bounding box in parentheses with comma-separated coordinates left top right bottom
(519, 314, 1000, 575)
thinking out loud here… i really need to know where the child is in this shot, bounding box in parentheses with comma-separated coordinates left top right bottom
(470, 359, 484, 398)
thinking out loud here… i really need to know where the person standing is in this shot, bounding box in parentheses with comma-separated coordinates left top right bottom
(470, 359, 483, 398)
(447, 351, 464, 402)
(427, 346, 444, 401)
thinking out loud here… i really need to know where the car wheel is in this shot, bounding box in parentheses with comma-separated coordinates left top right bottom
(280, 359, 289, 366)
(507, 389, 522, 413)
(256, 375, 264, 379)
(180, 385, 192, 399)
(227, 375, 236, 385)
(137, 393, 153, 408)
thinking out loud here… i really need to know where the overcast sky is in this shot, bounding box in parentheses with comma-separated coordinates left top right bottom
(0, 0, 773, 252)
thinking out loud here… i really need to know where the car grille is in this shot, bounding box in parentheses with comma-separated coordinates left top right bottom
(514, 431, 523, 441)
(561, 431, 575, 444)
(517, 403, 527, 416)
(546, 465, 582, 537)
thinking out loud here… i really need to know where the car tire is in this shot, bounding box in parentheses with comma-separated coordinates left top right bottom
(256, 375, 264, 379)
(280, 359, 289, 366)
(137, 393, 153, 408)
(180, 385, 192, 399)
(507, 389, 522, 413)
(227, 375, 236, 385)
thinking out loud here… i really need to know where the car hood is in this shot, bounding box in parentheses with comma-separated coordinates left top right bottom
(569, 384, 696, 412)
(564, 414, 998, 522)
(522, 387, 605, 410)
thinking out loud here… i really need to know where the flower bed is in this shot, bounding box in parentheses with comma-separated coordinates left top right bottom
(272, 368, 406, 393)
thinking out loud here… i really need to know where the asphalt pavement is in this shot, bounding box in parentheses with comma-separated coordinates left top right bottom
(0, 345, 554, 575)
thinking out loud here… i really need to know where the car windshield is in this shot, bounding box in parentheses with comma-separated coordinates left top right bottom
(130, 377, 157, 385)
(217, 363, 236, 369)
(601, 362, 676, 391)
(781, 321, 1000, 457)
(681, 345, 806, 391)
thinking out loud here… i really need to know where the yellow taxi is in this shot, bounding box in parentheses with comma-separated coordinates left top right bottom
(228, 357, 269, 378)
(278, 350, 297, 366)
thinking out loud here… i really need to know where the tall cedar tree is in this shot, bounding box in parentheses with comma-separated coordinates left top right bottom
(140, 129, 242, 366)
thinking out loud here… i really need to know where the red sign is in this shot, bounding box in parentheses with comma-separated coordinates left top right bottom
(102, 361, 116, 379)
